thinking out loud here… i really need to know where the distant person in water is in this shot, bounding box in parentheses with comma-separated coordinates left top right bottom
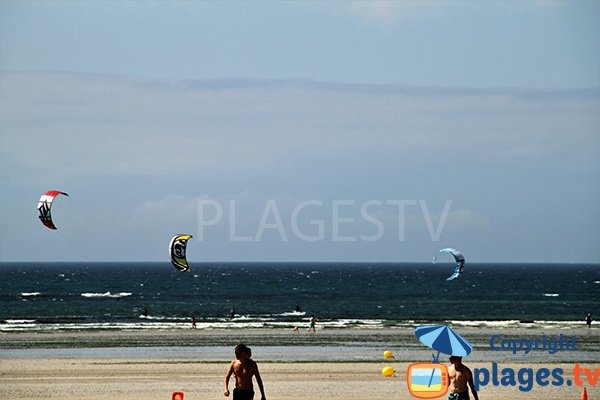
(448, 356, 479, 400)
(586, 313, 592, 328)
(142, 307, 148, 317)
(224, 344, 266, 400)
(192, 316, 197, 329)
(230, 308, 236, 319)
(307, 314, 317, 334)
(294, 304, 302, 313)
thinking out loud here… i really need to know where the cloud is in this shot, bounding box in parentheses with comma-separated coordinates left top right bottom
(345, 1, 425, 26)
(2, 72, 597, 185)
(312, 1, 561, 29)
(130, 194, 199, 228)
(444, 209, 490, 231)
(294, 0, 442, 28)
(1, 72, 598, 262)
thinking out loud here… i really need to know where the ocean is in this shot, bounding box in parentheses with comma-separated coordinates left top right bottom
(1, 262, 598, 333)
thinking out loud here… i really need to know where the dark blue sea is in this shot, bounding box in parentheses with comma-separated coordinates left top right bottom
(1, 262, 598, 332)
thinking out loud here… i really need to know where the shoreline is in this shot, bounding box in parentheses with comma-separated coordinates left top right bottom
(1, 327, 598, 362)
(3, 326, 598, 341)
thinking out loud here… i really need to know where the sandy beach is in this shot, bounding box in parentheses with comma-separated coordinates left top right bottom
(0, 358, 595, 400)
(1, 328, 598, 399)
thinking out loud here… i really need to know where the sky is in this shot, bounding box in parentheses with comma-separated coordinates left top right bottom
(0, 0, 598, 263)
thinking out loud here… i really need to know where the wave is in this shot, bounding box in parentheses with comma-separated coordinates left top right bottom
(0, 320, 377, 332)
(279, 311, 306, 317)
(543, 293, 560, 297)
(447, 319, 583, 329)
(20, 292, 41, 297)
(0, 321, 582, 333)
(0, 314, 586, 333)
(138, 315, 189, 321)
(81, 292, 132, 298)
(4, 319, 36, 324)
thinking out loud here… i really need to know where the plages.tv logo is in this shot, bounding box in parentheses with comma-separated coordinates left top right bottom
(407, 325, 473, 399)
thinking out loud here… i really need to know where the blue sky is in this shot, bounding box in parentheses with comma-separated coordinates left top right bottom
(0, 1, 598, 262)
(2, 1, 599, 87)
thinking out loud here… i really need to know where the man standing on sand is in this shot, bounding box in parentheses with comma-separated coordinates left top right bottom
(307, 314, 317, 334)
(586, 313, 592, 328)
(447, 356, 479, 400)
(224, 344, 266, 400)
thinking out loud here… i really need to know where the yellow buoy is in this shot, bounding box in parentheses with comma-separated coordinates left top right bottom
(382, 366, 395, 377)
(383, 350, 394, 359)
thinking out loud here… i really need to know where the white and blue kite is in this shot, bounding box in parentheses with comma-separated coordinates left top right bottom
(438, 248, 465, 281)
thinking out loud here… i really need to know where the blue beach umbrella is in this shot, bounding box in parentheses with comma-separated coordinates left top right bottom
(415, 325, 473, 388)
(415, 325, 473, 360)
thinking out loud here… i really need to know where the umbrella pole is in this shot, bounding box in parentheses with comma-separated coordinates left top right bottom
(428, 351, 440, 387)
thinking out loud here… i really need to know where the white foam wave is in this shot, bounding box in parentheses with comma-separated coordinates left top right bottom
(81, 292, 132, 298)
(21, 292, 41, 297)
(278, 311, 306, 317)
(449, 319, 523, 328)
(0, 317, 584, 333)
(4, 319, 36, 324)
(138, 315, 189, 321)
(543, 293, 559, 297)
(447, 319, 581, 329)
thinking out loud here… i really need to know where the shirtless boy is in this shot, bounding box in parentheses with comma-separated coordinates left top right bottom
(224, 344, 266, 400)
(448, 356, 479, 400)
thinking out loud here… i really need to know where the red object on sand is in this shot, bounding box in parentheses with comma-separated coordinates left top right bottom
(581, 387, 588, 400)
(172, 392, 184, 400)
